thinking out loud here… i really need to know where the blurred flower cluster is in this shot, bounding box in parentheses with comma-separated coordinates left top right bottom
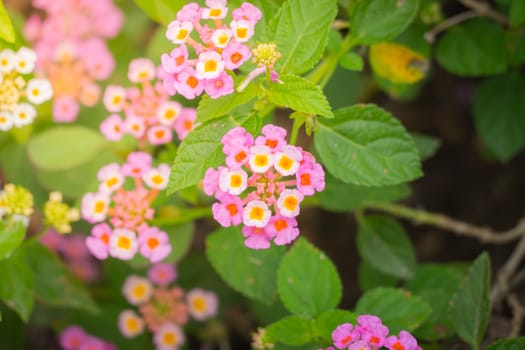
(0, 183, 34, 225)
(60, 325, 116, 350)
(24, 0, 123, 122)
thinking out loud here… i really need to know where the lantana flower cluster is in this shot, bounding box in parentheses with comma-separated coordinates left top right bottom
(101, 58, 197, 148)
(118, 264, 219, 350)
(0, 47, 52, 131)
(25, 0, 123, 122)
(60, 325, 116, 350)
(81, 152, 173, 263)
(203, 124, 325, 249)
(43, 191, 80, 234)
(160, 0, 263, 99)
(40, 229, 100, 283)
(329, 315, 421, 350)
(0, 183, 34, 226)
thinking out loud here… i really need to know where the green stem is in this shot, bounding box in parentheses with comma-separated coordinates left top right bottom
(289, 117, 302, 145)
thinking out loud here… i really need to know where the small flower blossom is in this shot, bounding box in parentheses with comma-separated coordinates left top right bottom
(140, 288, 189, 332)
(138, 226, 172, 263)
(43, 192, 80, 234)
(109, 228, 139, 260)
(333, 323, 360, 349)
(123, 275, 154, 305)
(118, 310, 145, 338)
(0, 183, 34, 221)
(385, 331, 420, 350)
(60, 326, 115, 350)
(85, 223, 112, 260)
(103, 85, 126, 112)
(204, 125, 324, 249)
(153, 323, 185, 350)
(26, 78, 53, 104)
(187, 288, 219, 321)
(100, 114, 125, 141)
(53, 96, 80, 122)
(148, 263, 177, 287)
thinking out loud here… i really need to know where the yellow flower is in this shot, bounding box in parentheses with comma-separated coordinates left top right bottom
(43, 192, 79, 234)
(0, 183, 34, 217)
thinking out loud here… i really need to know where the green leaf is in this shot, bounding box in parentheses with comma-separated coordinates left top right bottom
(405, 264, 465, 340)
(339, 52, 364, 71)
(313, 310, 358, 345)
(21, 242, 99, 314)
(133, 0, 180, 25)
(510, 0, 525, 26)
(0, 221, 26, 260)
(0, 1, 15, 44)
(277, 238, 342, 317)
(262, 0, 337, 74)
(449, 252, 491, 350)
(350, 0, 419, 45)
(0, 251, 34, 322)
(473, 73, 525, 161)
(411, 132, 441, 161)
(506, 30, 525, 66)
(26, 126, 108, 171)
(206, 226, 285, 302)
(163, 222, 194, 263)
(267, 316, 313, 346)
(435, 19, 507, 77)
(315, 104, 422, 186)
(268, 75, 333, 118)
(318, 173, 410, 212)
(167, 114, 259, 194)
(197, 83, 259, 123)
(487, 338, 525, 350)
(358, 261, 398, 292)
(355, 287, 432, 333)
(357, 215, 417, 279)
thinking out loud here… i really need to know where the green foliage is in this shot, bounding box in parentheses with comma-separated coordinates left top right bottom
(197, 83, 260, 122)
(167, 115, 259, 194)
(206, 226, 285, 303)
(0, 0, 15, 44)
(357, 215, 417, 280)
(473, 73, 525, 161)
(268, 75, 334, 118)
(510, 0, 525, 26)
(26, 126, 110, 172)
(277, 238, 342, 318)
(435, 19, 508, 77)
(449, 252, 491, 350)
(358, 261, 398, 292)
(487, 338, 525, 350)
(339, 52, 364, 71)
(411, 132, 441, 160)
(132, 0, 181, 25)
(313, 310, 358, 345)
(0, 221, 26, 261)
(263, 0, 338, 74)
(267, 316, 313, 346)
(350, 0, 419, 45)
(355, 287, 432, 333)
(0, 251, 34, 322)
(162, 222, 194, 263)
(315, 104, 422, 186)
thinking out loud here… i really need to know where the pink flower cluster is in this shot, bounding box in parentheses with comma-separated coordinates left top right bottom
(25, 0, 123, 122)
(81, 152, 173, 263)
(203, 124, 325, 249)
(60, 326, 116, 350)
(100, 58, 197, 148)
(118, 264, 219, 350)
(330, 315, 421, 350)
(40, 229, 100, 283)
(160, 1, 262, 99)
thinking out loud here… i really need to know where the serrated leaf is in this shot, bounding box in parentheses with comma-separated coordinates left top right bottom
(358, 261, 398, 292)
(449, 252, 491, 350)
(21, 242, 99, 314)
(411, 132, 440, 161)
(473, 73, 525, 161)
(0, 1, 15, 44)
(133, 0, 181, 25)
(168, 115, 259, 194)
(0, 221, 26, 261)
(0, 251, 34, 322)
(206, 226, 285, 302)
(350, 0, 419, 45)
(355, 287, 432, 333)
(277, 238, 342, 317)
(487, 337, 525, 350)
(435, 18, 507, 77)
(268, 75, 333, 118)
(318, 173, 410, 212)
(405, 264, 465, 340)
(315, 104, 422, 186)
(510, 0, 525, 27)
(262, 0, 337, 74)
(357, 215, 417, 279)
(197, 83, 259, 122)
(313, 310, 358, 345)
(26, 126, 108, 171)
(267, 316, 313, 346)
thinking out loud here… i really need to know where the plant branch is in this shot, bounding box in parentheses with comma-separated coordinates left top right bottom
(363, 201, 525, 244)
(491, 235, 525, 305)
(457, 0, 508, 25)
(425, 11, 479, 43)
(507, 294, 524, 338)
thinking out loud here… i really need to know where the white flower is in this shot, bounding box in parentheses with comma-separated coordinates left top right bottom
(0, 49, 15, 73)
(26, 78, 53, 104)
(0, 111, 13, 131)
(14, 47, 37, 74)
(196, 51, 224, 80)
(12, 103, 36, 128)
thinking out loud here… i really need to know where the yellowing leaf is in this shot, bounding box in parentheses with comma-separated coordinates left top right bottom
(369, 42, 428, 84)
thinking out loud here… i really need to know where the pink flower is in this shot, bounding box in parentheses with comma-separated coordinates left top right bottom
(100, 114, 124, 141)
(255, 124, 287, 151)
(174, 108, 197, 140)
(121, 152, 152, 178)
(222, 42, 251, 70)
(232, 2, 262, 23)
(103, 85, 126, 112)
(118, 309, 145, 338)
(161, 45, 189, 74)
(212, 193, 243, 227)
(296, 160, 325, 196)
(60, 326, 87, 350)
(86, 223, 112, 260)
(222, 126, 254, 158)
(109, 228, 138, 260)
(196, 51, 225, 80)
(53, 96, 80, 123)
(177, 3, 201, 22)
(332, 323, 360, 349)
(202, 0, 228, 20)
(242, 226, 272, 249)
(79, 336, 106, 350)
(358, 315, 389, 348)
(230, 20, 254, 43)
(138, 227, 172, 263)
(204, 71, 234, 99)
(148, 263, 177, 287)
(97, 163, 124, 193)
(128, 58, 156, 83)
(266, 215, 299, 246)
(349, 341, 371, 350)
(143, 164, 171, 190)
(175, 67, 204, 99)
(166, 20, 193, 44)
(147, 125, 173, 145)
(153, 323, 185, 350)
(81, 192, 110, 223)
(61, 234, 91, 260)
(203, 167, 222, 196)
(186, 288, 219, 321)
(242, 200, 271, 228)
(124, 116, 146, 138)
(385, 331, 419, 350)
(39, 229, 64, 252)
